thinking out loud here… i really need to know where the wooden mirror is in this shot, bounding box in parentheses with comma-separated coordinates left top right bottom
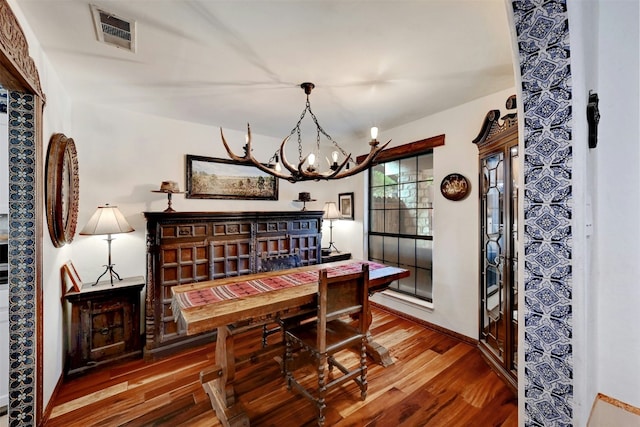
(45, 133, 79, 247)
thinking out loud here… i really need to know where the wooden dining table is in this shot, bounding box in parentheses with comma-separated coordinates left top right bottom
(171, 259, 409, 427)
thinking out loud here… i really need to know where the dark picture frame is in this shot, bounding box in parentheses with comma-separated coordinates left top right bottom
(62, 260, 83, 293)
(338, 192, 354, 220)
(440, 173, 470, 201)
(186, 155, 278, 200)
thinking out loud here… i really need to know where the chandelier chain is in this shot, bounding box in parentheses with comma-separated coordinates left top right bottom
(288, 95, 350, 162)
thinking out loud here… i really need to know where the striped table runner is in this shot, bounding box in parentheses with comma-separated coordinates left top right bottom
(174, 261, 384, 310)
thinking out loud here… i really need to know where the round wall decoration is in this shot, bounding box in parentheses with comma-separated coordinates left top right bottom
(46, 133, 79, 247)
(440, 173, 470, 201)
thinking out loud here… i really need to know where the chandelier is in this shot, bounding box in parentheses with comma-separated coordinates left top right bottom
(220, 82, 390, 183)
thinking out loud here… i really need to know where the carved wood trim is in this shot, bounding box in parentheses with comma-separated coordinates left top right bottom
(472, 94, 517, 147)
(0, 0, 45, 99)
(356, 134, 445, 165)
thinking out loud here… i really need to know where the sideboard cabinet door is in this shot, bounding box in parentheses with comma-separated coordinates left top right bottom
(64, 276, 144, 376)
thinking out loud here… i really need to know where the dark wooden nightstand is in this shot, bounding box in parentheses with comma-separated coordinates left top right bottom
(64, 276, 144, 376)
(321, 252, 352, 263)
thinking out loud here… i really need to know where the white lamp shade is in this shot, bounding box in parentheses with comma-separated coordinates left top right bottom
(322, 202, 341, 220)
(80, 204, 134, 235)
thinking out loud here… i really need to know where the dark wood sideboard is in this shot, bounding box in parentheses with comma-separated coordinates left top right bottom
(64, 276, 145, 375)
(144, 210, 323, 357)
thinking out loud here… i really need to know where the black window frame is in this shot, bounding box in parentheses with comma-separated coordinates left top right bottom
(364, 135, 445, 303)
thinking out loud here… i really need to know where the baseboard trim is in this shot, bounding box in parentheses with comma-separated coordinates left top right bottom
(370, 301, 477, 346)
(41, 371, 64, 426)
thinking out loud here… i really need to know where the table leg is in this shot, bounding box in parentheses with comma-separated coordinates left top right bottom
(355, 304, 394, 367)
(201, 326, 250, 427)
(365, 334, 393, 367)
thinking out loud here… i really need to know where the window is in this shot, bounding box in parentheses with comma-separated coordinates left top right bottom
(368, 152, 434, 302)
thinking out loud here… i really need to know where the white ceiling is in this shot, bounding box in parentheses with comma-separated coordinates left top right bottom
(15, 0, 515, 142)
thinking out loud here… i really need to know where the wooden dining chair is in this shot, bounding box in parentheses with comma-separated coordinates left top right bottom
(283, 264, 370, 427)
(258, 251, 302, 347)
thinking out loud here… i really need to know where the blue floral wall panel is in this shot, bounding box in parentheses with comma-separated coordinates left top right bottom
(512, 1, 574, 425)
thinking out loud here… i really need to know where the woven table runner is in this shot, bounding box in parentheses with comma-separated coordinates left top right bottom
(174, 261, 384, 310)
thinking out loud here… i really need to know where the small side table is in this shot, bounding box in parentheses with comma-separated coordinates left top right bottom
(321, 252, 352, 264)
(64, 276, 144, 376)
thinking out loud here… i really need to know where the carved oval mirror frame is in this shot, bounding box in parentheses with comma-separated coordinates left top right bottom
(46, 133, 79, 247)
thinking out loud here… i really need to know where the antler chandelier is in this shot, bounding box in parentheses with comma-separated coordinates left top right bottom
(220, 82, 390, 183)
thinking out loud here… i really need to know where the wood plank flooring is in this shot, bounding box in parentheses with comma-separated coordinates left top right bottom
(45, 308, 517, 426)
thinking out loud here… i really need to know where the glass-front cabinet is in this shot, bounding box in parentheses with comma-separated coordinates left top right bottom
(473, 95, 519, 391)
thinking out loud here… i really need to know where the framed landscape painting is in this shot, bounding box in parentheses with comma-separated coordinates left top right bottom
(186, 155, 278, 200)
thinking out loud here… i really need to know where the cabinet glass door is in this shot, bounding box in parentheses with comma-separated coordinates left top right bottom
(509, 145, 519, 375)
(481, 152, 505, 361)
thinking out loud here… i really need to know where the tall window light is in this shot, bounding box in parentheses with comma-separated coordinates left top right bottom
(368, 152, 434, 302)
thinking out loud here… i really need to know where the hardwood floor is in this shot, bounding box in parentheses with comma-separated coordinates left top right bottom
(45, 308, 517, 426)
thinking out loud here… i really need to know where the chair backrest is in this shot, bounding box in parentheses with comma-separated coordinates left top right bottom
(317, 264, 370, 351)
(258, 251, 301, 272)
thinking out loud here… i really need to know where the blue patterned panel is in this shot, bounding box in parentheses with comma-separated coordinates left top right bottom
(512, 0, 574, 425)
(7, 91, 38, 426)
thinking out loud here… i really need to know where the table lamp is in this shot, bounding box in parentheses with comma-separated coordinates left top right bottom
(80, 204, 134, 285)
(322, 201, 341, 253)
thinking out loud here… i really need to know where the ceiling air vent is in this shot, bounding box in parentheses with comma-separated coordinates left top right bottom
(90, 5, 136, 52)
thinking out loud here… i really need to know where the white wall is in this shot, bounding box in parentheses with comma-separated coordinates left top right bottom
(366, 87, 516, 339)
(0, 110, 7, 213)
(592, 0, 640, 411)
(565, 0, 600, 422)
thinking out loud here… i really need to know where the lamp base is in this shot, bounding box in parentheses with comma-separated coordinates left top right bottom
(325, 242, 340, 253)
(93, 264, 123, 286)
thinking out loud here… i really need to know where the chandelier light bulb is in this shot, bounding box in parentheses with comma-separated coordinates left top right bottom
(370, 126, 379, 140)
(273, 154, 282, 172)
(331, 151, 339, 162)
(307, 153, 316, 166)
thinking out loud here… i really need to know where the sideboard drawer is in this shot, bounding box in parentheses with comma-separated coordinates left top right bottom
(160, 223, 209, 239)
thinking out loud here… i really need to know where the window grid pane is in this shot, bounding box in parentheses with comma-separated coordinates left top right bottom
(368, 151, 434, 302)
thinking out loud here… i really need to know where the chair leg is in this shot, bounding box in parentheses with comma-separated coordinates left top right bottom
(317, 353, 327, 427)
(360, 337, 368, 400)
(284, 337, 293, 388)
